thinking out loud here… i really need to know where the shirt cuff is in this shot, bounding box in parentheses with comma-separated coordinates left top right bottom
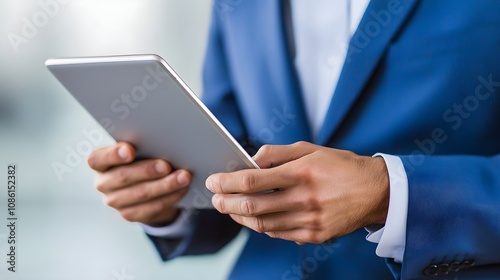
(365, 153, 408, 263)
(141, 209, 195, 238)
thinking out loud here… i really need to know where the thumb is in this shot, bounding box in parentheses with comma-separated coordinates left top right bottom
(253, 141, 316, 168)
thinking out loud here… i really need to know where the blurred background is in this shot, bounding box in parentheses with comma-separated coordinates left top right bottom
(0, 1, 248, 279)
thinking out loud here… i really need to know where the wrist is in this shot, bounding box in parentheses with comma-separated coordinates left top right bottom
(145, 208, 181, 227)
(365, 156, 390, 226)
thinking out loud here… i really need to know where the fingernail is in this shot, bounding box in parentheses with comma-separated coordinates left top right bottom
(212, 194, 221, 209)
(118, 145, 129, 161)
(155, 161, 167, 174)
(206, 176, 214, 192)
(176, 171, 190, 187)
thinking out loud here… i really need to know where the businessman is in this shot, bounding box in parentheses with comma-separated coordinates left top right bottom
(88, 0, 500, 279)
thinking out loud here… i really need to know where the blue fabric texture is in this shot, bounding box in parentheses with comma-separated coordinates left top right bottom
(147, 0, 500, 279)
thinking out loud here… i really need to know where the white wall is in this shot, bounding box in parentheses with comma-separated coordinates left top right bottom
(0, 1, 247, 279)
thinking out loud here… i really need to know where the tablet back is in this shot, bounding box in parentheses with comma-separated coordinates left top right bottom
(46, 54, 257, 209)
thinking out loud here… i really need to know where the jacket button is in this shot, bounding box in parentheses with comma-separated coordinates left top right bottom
(423, 264, 439, 276)
(438, 263, 450, 275)
(460, 260, 476, 269)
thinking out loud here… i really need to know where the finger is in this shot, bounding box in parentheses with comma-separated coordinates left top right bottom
(104, 170, 192, 209)
(88, 142, 135, 172)
(253, 141, 316, 168)
(266, 229, 327, 244)
(118, 188, 189, 223)
(211, 189, 303, 216)
(95, 159, 173, 193)
(206, 166, 295, 194)
(229, 211, 304, 233)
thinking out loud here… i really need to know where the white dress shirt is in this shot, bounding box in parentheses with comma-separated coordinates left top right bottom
(144, 0, 409, 264)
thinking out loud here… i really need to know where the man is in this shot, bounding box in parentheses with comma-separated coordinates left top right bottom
(88, 0, 500, 279)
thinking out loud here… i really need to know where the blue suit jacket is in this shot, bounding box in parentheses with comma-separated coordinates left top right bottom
(148, 0, 500, 279)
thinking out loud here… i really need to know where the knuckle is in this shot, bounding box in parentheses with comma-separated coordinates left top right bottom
(133, 185, 152, 201)
(163, 175, 180, 192)
(266, 231, 276, 238)
(120, 210, 136, 222)
(293, 141, 309, 149)
(151, 198, 175, 220)
(259, 144, 273, 157)
(150, 199, 164, 214)
(308, 214, 322, 229)
(306, 231, 322, 244)
(298, 165, 315, 181)
(214, 195, 225, 213)
(240, 173, 256, 192)
(240, 197, 257, 216)
(103, 196, 115, 208)
(114, 168, 129, 185)
(94, 177, 106, 193)
(344, 149, 358, 159)
(303, 195, 321, 210)
(266, 231, 279, 239)
(95, 182, 104, 193)
(253, 216, 266, 233)
(311, 237, 322, 244)
(146, 162, 158, 177)
(159, 178, 171, 193)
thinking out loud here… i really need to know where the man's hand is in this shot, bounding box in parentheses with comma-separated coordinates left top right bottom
(88, 142, 192, 226)
(206, 141, 389, 244)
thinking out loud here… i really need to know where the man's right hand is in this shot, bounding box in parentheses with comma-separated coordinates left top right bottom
(87, 142, 192, 226)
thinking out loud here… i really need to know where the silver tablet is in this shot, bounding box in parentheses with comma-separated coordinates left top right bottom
(46, 54, 258, 209)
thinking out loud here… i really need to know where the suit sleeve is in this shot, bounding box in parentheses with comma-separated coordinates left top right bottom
(201, 8, 248, 143)
(388, 154, 500, 279)
(146, 2, 248, 261)
(147, 210, 242, 260)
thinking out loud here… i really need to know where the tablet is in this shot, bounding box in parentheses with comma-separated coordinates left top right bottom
(46, 54, 258, 209)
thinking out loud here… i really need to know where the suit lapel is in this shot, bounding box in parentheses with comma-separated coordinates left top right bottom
(264, 0, 312, 143)
(315, 0, 419, 145)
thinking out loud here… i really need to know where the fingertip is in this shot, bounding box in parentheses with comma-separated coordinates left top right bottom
(211, 194, 222, 211)
(117, 142, 134, 162)
(87, 152, 97, 170)
(252, 155, 266, 168)
(252, 146, 264, 160)
(87, 147, 106, 171)
(253, 145, 272, 168)
(154, 160, 168, 174)
(176, 170, 191, 187)
(205, 174, 218, 193)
